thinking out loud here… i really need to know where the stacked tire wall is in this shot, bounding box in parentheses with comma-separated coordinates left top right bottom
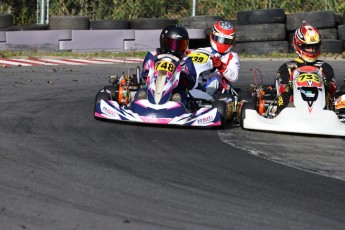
(0, 11, 345, 54)
(232, 9, 344, 55)
(233, 9, 289, 55)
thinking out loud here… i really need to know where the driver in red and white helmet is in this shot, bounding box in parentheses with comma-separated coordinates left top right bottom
(275, 21, 337, 114)
(196, 21, 240, 96)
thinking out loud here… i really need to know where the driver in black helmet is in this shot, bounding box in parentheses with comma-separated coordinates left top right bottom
(140, 24, 197, 103)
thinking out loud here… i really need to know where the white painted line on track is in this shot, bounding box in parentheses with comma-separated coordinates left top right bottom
(0, 60, 33, 66)
(67, 59, 116, 64)
(0, 58, 144, 67)
(11, 58, 59, 65)
(38, 59, 88, 65)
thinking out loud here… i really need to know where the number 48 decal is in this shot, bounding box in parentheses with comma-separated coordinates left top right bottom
(155, 61, 175, 74)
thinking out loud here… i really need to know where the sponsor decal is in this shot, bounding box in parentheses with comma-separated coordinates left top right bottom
(196, 115, 214, 124)
(102, 106, 117, 117)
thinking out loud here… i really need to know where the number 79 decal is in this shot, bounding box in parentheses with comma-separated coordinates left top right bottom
(188, 52, 209, 63)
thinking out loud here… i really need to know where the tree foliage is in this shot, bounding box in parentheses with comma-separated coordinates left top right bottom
(0, 0, 344, 25)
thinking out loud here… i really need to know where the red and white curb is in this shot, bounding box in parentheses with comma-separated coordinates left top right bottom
(0, 57, 144, 67)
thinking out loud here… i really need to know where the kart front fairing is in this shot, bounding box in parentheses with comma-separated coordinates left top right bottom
(94, 98, 222, 127)
(243, 108, 345, 136)
(242, 66, 345, 137)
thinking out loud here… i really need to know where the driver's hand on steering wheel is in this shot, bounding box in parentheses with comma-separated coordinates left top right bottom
(211, 56, 226, 74)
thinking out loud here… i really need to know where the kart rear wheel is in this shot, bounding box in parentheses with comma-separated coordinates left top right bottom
(213, 100, 227, 129)
(215, 93, 235, 123)
(239, 101, 255, 129)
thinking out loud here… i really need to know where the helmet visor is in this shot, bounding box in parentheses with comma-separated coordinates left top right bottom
(162, 37, 189, 53)
(212, 34, 233, 45)
(300, 43, 321, 54)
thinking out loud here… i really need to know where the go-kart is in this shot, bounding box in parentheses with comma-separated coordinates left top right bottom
(187, 48, 242, 126)
(238, 66, 345, 137)
(94, 53, 226, 128)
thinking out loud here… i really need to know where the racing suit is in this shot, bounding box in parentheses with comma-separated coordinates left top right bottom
(276, 57, 337, 113)
(196, 47, 240, 96)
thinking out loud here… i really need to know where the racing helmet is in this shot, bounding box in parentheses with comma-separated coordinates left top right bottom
(293, 21, 322, 63)
(160, 24, 189, 58)
(210, 21, 235, 54)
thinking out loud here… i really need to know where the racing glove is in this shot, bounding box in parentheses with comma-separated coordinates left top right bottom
(211, 56, 226, 74)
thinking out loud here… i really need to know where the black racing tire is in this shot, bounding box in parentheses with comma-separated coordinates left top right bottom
(318, 28, 338, 40)
(321, 39, 344, 54)
(90, 19, 129, 30)
(286, 10, 336, 32)
(182, 15, 224, 29)
(237, 8, 286, 25)
(4, 24, 49, 31)
(213, 100, 227, 130)
(129, 18, 177, 29)
(103, 85, 119, 101)
(49, 16, 90, 30)
(236, 24, 286, 42)
(233, 41, 289, 55)
(94, 92, 111, 119)
(0, 13, 13, 29)
(336, 13, 343, 25)
(239, 101, 255, 129)
(338, 25, 345, 41)
(95, 91, 111, 104)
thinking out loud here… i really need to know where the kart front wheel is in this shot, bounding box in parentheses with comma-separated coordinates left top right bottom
(213, 100, 227, 129)
(94, 92, 111, 119)
(103, 85, 119, 101)
(239, 101, 255, 129)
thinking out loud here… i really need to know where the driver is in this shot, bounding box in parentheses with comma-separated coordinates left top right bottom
(191, 20, 240, 96)
(275, 21, 337, 114)
(139, 24, 197, 103)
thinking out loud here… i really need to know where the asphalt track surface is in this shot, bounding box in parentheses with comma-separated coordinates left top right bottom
(0, 59, 345, 230)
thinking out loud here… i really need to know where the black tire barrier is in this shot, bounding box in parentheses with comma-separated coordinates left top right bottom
(182, 15, 224, 29)
(233, 41, 289, 55)
(286, 10, 337, 32)
(335, 13, 343, 25)
(237, 8, 286, 25)
(321, 39, 344, 54)
(319, 28, 338, 40)
(3, 24, 49, 31)
(0, 13, 13, 29)
(129, 18, 177, 29)
(90, 20, 129, 30)
(49, 16, 90, 30)
(1, 10, 345, 55)
(338, 25, 345, 41)
(236, 24, 286, 42)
